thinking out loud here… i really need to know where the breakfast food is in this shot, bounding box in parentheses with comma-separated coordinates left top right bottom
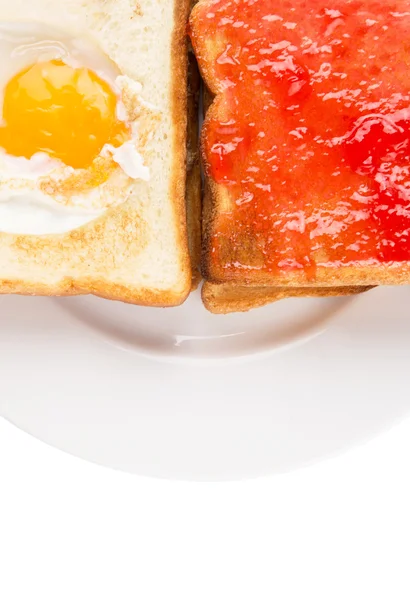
(0, 0, 192, 305)
(201, 165, 373, 312)
(195, 39, 375, 313)
(202, 281, 374, 314)
(199, 74, 374, 313)
(190, 0, 410, 293)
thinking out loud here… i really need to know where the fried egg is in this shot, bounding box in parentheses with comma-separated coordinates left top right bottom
(0, 21, 153, 234)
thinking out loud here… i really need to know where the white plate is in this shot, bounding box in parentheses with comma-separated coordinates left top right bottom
(1, 286, 410, 480)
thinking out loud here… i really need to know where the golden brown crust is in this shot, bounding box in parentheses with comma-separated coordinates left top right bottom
(0, 278, 189, 306)
(202, 171, 375, 312)
(0, 0, 192, 307)
(206, 260, 410, 287)
(167, 0, 194, 300)
(202, 282, 374, 314)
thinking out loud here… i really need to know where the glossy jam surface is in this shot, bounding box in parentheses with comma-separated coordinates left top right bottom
(0, 60, 129, 169)
(192, 0, 410, 276)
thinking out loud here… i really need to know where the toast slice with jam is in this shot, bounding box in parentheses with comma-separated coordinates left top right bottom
(190, 0, 410, 288)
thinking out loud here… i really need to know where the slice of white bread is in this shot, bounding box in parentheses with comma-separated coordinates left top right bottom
(0, 0, 192, 306)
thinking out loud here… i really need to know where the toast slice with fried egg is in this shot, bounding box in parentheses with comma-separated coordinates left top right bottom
(0, 0, 192, 306)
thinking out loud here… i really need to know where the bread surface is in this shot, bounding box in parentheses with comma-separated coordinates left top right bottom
(202, 281, 374, 314)
(0, 0, 192, 306)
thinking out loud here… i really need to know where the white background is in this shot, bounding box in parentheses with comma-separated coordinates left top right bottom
(1, 415, 410, 599)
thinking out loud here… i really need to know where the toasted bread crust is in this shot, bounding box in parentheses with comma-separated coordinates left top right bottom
(168, 0, 193, 301)
(0, 0, 192, 307)
(202, 282, 374, 314)
(186, 46, 202, 290)
(206, 259, 410, 287)
(201, 163, 374, 311)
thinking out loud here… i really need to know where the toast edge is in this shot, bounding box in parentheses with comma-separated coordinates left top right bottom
(202, 282, 375, 314)
(186, 42, 202, 290)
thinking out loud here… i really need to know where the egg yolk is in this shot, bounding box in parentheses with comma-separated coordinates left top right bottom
(0, 59, 129, 169)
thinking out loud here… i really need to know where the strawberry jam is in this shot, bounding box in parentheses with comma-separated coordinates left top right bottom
(190, 0, 410, 277)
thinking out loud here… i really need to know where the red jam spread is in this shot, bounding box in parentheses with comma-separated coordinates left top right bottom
(191, 0, 410, 277)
